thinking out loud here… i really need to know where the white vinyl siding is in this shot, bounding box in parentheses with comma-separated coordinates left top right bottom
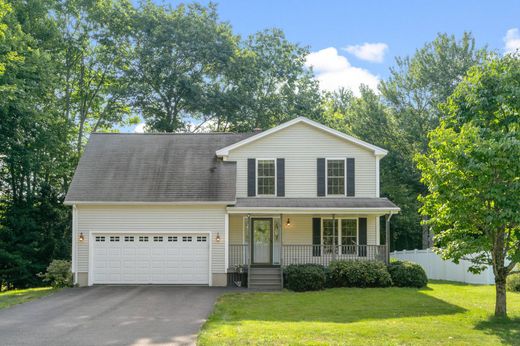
(227, 122, 377, 198)
(75, 205, 226, 275)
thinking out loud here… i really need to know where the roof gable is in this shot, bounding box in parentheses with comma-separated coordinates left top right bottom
(216, 117, 388, 157)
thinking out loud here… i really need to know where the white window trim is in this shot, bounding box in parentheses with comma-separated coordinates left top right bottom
(256, 158, 277, 196)
(325, 158, 346, 196)
(321, 218, 359, 255)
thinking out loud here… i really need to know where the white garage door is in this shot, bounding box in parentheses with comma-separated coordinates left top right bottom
(92, 234, 209, 284)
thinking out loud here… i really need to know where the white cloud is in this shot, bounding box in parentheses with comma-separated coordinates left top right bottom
(344, 42, 388, 63)
(504, 28, 520, 54)
(133, 122, 146, 133)
(305, 47, 380, 95)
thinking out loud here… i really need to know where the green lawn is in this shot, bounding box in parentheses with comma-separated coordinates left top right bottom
(0, 287, 58, 310)
(199, 282, 520, 345)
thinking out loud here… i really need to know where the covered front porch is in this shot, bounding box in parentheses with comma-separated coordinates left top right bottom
(226, 198, 399, 273)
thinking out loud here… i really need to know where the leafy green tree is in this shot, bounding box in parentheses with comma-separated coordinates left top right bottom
(416, 55, 520, 317)
(54, 0, 137, 153)
(380, 33, 486, 249)
(0, 0, 73, 288)
(215, 29, 322, 132)
(125, 2, 237, 133)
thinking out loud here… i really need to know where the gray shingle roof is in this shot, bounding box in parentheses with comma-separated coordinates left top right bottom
(65, 132, 254, 203)
(232, 198, 400, 210)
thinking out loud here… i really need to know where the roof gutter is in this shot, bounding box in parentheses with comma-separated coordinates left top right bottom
(226, 207, 401, 215)
(64, 200, 237, 206)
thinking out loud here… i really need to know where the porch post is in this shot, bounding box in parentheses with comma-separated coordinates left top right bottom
(332, 214, 336, 261)
(385, 213, 393, 264)
(247, 214, 251, 267)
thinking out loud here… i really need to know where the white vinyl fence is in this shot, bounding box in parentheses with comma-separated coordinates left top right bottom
(391, 248, 495, 285)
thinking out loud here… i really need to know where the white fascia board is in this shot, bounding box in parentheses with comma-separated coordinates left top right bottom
(226, 207, 400, 215)
(215, 117, 388, 157)
(64, 201, 235, 206)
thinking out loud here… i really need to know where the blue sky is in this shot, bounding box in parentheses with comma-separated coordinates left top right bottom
(131, 0, 520, 132)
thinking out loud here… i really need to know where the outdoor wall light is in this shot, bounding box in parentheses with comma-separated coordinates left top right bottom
(79, 232, 84, 242)
(216, 233, 221, 242)
(286, 218, 291, 227)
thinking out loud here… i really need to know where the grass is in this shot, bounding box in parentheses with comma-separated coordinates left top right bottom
(0, 287, 59, 310)
(198, 282, 520, 345)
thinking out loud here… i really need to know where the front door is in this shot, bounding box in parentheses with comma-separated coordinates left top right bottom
(252, 218, 272, 264)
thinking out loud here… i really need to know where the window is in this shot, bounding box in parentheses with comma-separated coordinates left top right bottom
(168, 236, 178, 242)
(182, 236, 192, 242)
(327, 159, 345, 195)
(322, 218, 358, 255)
(153, 236, 163, 242)
(257, 159, 276, 195)
(341, 219, 357, 254)
(322, 219, 338, 254)
(124, 236, 134, 242)
(197, 236, 207, 242)
(110, 236, 120, 242)
(139, 236, 149, 242)
(95, 236, 105, 242)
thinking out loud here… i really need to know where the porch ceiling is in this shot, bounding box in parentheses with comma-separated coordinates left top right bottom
(227, 197, 400, 215)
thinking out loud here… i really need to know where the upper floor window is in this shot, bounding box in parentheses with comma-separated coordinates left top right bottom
(257, 159, 276, 195)
(327, 159, 345, 195)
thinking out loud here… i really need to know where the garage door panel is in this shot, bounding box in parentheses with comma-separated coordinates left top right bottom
(92, 233, 209, 285)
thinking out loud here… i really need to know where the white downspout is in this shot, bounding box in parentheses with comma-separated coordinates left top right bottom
(72, 205, 77, 285)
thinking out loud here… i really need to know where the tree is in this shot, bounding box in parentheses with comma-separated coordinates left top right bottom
(379, 33, 486, 249)
(125, 2, 237, 133)
(416, 55, 520, 317)
(215, 29, 323, 132)
(0, 0, 74, 288)
(53, 0, 137, 154)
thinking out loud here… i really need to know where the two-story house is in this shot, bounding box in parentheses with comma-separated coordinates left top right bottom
(65, 117, 399, 289)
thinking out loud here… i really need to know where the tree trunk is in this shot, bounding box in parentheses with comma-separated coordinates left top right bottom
(422, 215, 431, 249)
(494, 274, 507, 317)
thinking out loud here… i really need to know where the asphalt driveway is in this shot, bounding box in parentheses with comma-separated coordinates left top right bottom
(0, 285, 231, 346)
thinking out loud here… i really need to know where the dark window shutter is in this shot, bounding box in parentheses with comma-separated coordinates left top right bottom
(358, 217, 367, 257)
(247, 158, 256, 197)
(312, 218, 321, 256)
(317, 158, 325, 196)
(346, 158, 355, 196)
(276, 158, 285, 197)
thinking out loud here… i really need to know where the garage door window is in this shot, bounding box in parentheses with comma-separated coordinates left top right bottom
(168, 236, 178, 242)
(153, 236, 163, 242)
(139, 236, 149, 242)
(182, 236, 192, 242)
(197, 236, 207, 242)
(124, 236, 134, 242)
(110, 236, 120, 242)
(95, 236, 105, 242)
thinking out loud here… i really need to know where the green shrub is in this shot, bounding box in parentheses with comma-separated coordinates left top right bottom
(38, 260, 73, 288)
(328, 260, 392, 288)
(507, 273, 520, 292)
(284, 264, 326, 292)
(388, 260, 428, 288)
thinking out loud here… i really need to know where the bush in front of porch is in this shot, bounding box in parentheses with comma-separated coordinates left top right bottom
(328, 260, 392, 288)
(283, 260, 428, 292)
(284, 264, 326, 292)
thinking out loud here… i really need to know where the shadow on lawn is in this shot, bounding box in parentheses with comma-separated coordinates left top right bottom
(475, 317, 520, 346)
(224, 287, 466, 324)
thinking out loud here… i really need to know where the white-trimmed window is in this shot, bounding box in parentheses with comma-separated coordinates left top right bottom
(326, 159, 345, 195)
(322, 219, 339, 254)
(341, 219, 358, 254)
(257, 159, 276, 195)
(322, 218, 358, 254)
